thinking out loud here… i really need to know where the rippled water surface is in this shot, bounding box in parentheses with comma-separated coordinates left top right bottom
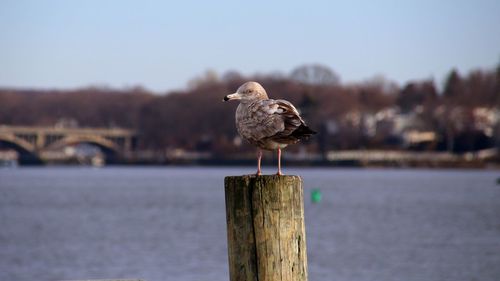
(1, 167, 499, 281)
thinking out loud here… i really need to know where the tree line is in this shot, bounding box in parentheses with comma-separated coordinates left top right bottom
(1, 63, 499, 155)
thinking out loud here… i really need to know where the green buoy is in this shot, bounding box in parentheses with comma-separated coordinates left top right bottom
(311, 189, 322, 203)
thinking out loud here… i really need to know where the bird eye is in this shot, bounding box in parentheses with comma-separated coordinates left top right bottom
(248, 90, 253, 93)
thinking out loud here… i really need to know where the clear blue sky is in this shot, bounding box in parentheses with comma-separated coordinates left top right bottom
(1, 0, 499, 92)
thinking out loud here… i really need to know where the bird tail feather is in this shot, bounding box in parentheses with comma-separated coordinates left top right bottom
(292, 124, 317, 140)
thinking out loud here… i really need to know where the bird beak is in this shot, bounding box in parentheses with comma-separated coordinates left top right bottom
(223, 92, 241, 102)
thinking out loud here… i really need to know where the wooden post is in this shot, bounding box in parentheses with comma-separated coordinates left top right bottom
(224, 175, 308, 281)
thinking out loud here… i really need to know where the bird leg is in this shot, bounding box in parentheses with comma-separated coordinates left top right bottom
(255, 149, 262, 176)
(276, 148, 283, 176)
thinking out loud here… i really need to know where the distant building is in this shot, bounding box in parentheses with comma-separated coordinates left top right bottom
(473, 107, 500, 137)
(373, 107, 435, 148)
(55, 118, 79, 129)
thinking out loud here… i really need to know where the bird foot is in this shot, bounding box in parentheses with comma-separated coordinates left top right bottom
(255, 171, 262, 176)
(276, 171, 283, 176)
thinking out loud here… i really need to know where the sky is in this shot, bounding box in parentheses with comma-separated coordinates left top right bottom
(1, 0, 499, 93)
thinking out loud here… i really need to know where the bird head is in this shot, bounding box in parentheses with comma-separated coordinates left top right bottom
(223, 81, 269, 102)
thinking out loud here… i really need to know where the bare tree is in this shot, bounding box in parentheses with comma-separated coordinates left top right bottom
(290, 64, 340, 86)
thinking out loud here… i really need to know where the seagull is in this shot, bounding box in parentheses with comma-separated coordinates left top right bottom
(223, 81, 316, 175)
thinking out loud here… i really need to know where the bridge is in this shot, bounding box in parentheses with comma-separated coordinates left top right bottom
(0, 125, 137, 164)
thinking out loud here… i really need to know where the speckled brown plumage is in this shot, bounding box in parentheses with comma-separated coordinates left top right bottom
(224, 81, 316, 175)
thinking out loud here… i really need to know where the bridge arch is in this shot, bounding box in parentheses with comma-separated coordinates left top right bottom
(0, 134, 36, 152)
(0, 134, 41, 164)
(47, 135, 121, 154)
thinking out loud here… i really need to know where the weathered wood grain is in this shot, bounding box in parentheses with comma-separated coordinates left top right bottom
(225, 175, 308, 281)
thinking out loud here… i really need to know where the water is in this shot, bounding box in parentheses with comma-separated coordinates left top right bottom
(1, 167, 499, 281)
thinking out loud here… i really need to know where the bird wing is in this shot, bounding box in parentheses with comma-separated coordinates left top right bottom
(242, 99, 304, 142)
